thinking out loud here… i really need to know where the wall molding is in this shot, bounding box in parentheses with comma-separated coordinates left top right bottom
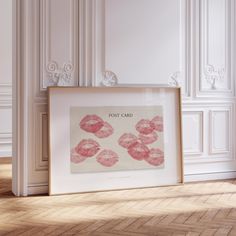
(12, 0, 29, 196)
(196, 0, 235, 97)
(0, 132, 12, 157)
(204, 65, 225, 90)
(79, 0, 189, 95)
(209, 108, 232, 155)
(28, 170, 236, 195)
(0, 104, 12, 108)
(0, 151, 12, 157)
(40, 0, 78, 90)
(28, 184, 48, 195)
(183, 103, 234, 164)
(183, 111, 204, 156)
(0, 83, 12, 158)
(78, 0, 97, 86)
(34, 107, 48, 171)
(0, 83, 12, 104)
(185, 171, 236, 182)
(101, 70, 118, 87)
(44, 61, 74, 87)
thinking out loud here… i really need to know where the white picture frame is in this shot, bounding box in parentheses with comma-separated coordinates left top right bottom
(48, 86, 183, 195)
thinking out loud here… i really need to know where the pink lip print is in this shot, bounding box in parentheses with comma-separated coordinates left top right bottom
(135, 119, 155, 135)
(75, 139, 100, 157)
(95, 122, 114, 138)
(96, 150, 119, 167)
(80, 115, 104, 133)
(151, 116, 163, 132)
(138, 131, 158, 145)
(128, 142, 150, 160)
(118, 133, 138, 149)
(145, 148, 164, 166)
(70, 148, 87, 164)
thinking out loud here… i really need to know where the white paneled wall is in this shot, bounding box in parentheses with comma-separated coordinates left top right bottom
(183, 111, 204, 156)
(79, 0, 188, 91)
(13, 0, 236, 195)
(40, 0, 78, 89)
(183, 0, 236, 181)
(199, 0, 233, 94)
(0, 0, 12, 157)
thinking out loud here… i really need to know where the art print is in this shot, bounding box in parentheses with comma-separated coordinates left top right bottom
(70, 106, 164, 173)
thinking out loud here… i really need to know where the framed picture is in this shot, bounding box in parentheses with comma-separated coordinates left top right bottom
(48, 86, 183, 195)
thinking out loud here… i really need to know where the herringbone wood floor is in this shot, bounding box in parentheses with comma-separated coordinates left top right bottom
(1, 159, 236, 236)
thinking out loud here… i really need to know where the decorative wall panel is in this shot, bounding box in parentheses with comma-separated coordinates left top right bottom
(183, 111, 203, 155)
(183, 103, 234, 165)
(209, 109, 231, 154)
(27, 0, 80, 190)
(28, 102, 48, 186)
(79, 0, 189, 96)
(40, 0, 78, 90)
(34, 105, 48, 171)
(197, 0, 234, 96)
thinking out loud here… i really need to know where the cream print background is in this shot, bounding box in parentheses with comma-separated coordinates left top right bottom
(70, 106, 164, 173)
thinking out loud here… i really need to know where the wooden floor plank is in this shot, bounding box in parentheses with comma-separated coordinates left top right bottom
(0, 160, 236, 235)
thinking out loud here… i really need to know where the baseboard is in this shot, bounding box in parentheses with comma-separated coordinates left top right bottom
(184, 171, 236, 182)
(28, 184, 48, 195)
(26, 171, 236, 195)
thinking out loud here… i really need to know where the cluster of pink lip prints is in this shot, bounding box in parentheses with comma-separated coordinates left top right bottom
(70, 114, 164, 168)
(118, 115, 164, 166)
(71, 115, 118, 167)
